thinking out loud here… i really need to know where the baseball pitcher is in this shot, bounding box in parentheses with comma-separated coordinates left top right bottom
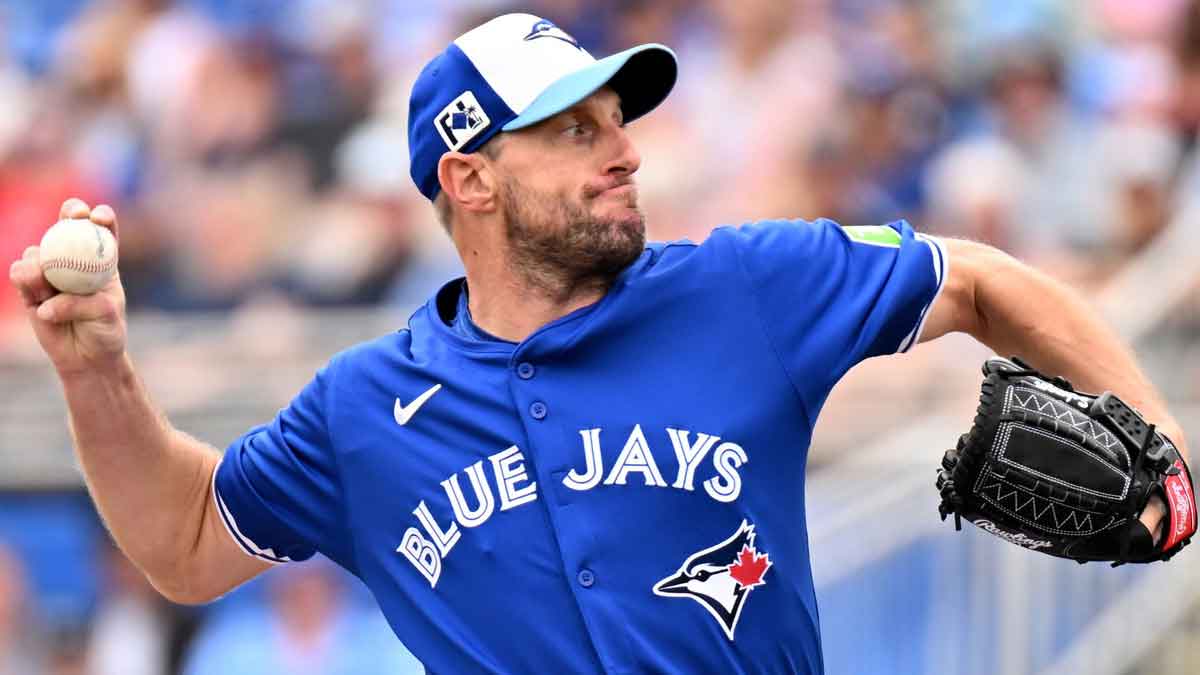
(8, 13, 1192, 674)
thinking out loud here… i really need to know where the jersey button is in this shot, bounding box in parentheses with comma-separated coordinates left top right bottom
(530, 401, 548, 420)
(516, 362, 535, 379)
(577, 569, 595, 588)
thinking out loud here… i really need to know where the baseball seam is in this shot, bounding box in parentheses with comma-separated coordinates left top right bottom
(41, 256, 118, 274)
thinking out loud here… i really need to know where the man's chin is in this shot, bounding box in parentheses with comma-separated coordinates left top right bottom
(594, 203, 645, 234)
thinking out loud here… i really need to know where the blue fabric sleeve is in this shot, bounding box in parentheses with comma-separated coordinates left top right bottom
(212, 364, 352, 570)
(725, 218, 947, 413)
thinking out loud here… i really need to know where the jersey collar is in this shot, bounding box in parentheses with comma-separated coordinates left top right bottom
(420, 249, 655, 358)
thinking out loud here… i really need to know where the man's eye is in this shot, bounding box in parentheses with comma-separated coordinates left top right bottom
(565, 124, 589, 138)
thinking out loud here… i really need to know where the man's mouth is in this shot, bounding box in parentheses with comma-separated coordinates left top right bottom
(586, 180, 635, 200)
(600, 184, 635, 197)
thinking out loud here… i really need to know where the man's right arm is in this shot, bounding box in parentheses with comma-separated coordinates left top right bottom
(9, 199, 270, 604)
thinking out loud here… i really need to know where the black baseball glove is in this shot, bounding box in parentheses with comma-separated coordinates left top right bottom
(936, 357, 1196, 565)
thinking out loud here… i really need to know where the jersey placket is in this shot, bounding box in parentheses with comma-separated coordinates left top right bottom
(506, 338, 635, 674)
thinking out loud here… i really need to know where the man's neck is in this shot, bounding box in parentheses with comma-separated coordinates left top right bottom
(452, 221, 627, 342)
(464, 271, 609, 343)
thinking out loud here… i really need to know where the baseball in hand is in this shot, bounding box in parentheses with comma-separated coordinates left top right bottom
(39, 218, 119, 295)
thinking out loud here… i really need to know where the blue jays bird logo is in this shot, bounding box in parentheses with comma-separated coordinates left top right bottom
(653, 520, 772, 640)
(523, 19, 583, 51)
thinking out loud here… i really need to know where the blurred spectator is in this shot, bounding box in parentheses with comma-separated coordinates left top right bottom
(139, 156, 302, 310)
(0, 542, 46, 674)
(925, 39, 1116, 266)
(1170, 0, 1200, 195)
(272, 6, 375, 190)
(0, 88, 107, 327)
(85, 540, 173, 675)
(123, 4, 221, 159)
(1099, 121, 1180, 257)
(833, 1, 951, 220)
(924, 135, 1027, 250)
(677, 0, 844, 229)
(181, 561, 423, 675)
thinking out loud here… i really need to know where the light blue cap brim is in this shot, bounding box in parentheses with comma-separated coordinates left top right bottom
(501, 43, 677, 132)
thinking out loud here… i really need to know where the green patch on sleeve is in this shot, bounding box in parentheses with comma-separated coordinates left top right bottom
(842, 225, 902, 248)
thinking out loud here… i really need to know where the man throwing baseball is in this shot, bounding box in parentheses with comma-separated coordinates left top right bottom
(8, 13, 1192, 674)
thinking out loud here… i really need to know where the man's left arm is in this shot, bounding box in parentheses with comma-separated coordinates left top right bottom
(920, 238, 1188, 462)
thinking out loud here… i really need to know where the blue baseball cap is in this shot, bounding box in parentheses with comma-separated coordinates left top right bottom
(408, 13, 678, 201)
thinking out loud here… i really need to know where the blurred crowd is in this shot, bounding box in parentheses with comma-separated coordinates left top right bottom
(4, 0, 1200, 673)
(0, 524, 422, 675)
(1, 0, 1199, 335)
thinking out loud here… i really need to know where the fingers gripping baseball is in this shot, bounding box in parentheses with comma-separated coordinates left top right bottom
(57, 198, 119, 241)
(36, 291, 122, 324)
(9, 198, 129, 374)
(10, 248, 55, 307)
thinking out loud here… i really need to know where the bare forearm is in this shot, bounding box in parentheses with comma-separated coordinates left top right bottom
(60, 353, 219, 590)
(973, 254, 1186, 454)
(11, 199, 266, 603)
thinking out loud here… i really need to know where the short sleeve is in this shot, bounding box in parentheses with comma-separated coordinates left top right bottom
(212, 365, 351, 570)
(725, 218, 947, 410)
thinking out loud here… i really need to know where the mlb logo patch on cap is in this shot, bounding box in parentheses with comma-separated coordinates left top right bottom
(435, 91, 491, 152)
(407, 13, 678, 201)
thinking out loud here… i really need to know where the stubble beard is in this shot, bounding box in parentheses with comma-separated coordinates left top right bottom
(501, 176, 646, 298)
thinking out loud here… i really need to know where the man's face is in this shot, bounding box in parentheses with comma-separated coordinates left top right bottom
(488, 87, 645, 286)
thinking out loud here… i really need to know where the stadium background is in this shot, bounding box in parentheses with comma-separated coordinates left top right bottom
(2, 0, 1199, 673)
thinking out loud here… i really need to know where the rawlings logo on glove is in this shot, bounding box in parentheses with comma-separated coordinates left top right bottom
(973, 520, 1054, 550)
(936, 357, 1196, 565)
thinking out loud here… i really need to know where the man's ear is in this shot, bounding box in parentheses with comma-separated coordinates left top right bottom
(438, 152, 498, 215)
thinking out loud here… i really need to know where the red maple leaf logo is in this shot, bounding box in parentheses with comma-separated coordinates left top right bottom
(728, 544, 771, 589)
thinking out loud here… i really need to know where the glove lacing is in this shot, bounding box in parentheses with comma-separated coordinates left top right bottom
(1112, 423, 1155, 568)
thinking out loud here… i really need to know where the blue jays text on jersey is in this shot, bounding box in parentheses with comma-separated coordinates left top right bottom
(212, 218, 947, 674)
(397, 422, 752, 588)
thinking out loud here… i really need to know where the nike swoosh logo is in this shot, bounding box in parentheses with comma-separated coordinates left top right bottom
(394, 383, 442, 426)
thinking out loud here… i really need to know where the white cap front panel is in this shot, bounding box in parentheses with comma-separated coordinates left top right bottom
(454, 13, 596, 114)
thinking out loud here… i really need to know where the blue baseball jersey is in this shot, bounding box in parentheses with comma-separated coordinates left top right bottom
(213, 218, 947, 674)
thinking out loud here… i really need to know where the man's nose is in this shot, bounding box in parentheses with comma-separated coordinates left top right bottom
(603, 124, 642, 177)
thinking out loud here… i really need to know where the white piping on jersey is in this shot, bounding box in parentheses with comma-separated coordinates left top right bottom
(898, 233, 949, 353)
(211, 458, 292, 565)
